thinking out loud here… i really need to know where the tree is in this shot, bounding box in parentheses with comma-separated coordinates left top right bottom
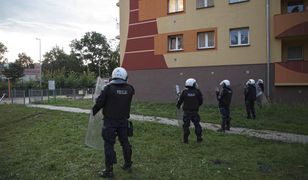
(70, 31, 113, 77)
(0, 42, 8, 64)
(42, 46, 83, 76)
(108, 44, 120, 75)
(3, 62, 24, 82)
(65, 71, 79, 88)
(79, 70, 96, 88)
(16, 53, 34, 68)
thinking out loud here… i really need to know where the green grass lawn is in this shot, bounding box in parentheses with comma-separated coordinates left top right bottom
(0, 105, 308, 179)
(43, 99, 308, 135)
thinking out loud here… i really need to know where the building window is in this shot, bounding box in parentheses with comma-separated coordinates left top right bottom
(168, 0, 184, 13)
(168, 35, 183, 51)
(287, 1, 304, 13)
(198, 31, 215, 49)
(230, 28, 249, 47)
(229, 0, 249, 4)
(196, 0, 214, 8)
(288, 46, 303, 60)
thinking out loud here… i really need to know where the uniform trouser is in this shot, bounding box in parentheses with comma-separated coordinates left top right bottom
(182, 113, 202, 141)
(245, 100, 256, 118)
(256, 95, 263, 107)
(102, 119, 132, 168)
(219, 107, 231, 130)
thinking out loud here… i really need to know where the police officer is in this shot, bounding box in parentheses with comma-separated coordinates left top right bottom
(257, 79, 264, 93)
(176, 78, 203, 143)
(92, 67, 134, 178)
(244, 79, 257, 119)
(256, 79, 264, 107)
(216, 80, 233, 132)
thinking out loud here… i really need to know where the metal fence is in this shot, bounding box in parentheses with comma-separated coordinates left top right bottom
(0, 88, 95, 105)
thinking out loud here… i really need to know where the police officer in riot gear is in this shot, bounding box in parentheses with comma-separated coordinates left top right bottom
(216, 80, 233, 132)
(176, 78, 203, 143)
(92, 67, 134, 178)
(256, 79, 265, 107)
(244, 79, 257, 119)
(256, 79, 264, 93)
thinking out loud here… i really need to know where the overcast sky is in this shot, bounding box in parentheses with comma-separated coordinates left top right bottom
(0, 0, 119, 63)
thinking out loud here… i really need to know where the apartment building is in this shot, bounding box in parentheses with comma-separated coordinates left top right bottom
(118, 0, 308, 104)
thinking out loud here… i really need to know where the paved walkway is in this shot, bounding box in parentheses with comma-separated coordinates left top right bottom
(27, 104, 308, 144)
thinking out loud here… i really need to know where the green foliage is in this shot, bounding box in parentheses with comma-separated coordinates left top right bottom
(1, 32, 119, 89)
(0, 105, 307, 179)
(42, 69, 95, 89)
(65, 71, 79, 88)
(0, 79, 8, 90)
(42, 46, 83, 76)
(16, 52, 34, 68)
(70, 31, 119, 77)
(3, 62, 24, 82)
(41, 31, 119, 88)
(0, 42, 8, 63)
(108, 44, 120, 76)
(79, 70, 96, 88)
(13, 80, 40, 89)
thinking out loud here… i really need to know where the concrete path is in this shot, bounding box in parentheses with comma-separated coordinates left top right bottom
(27, 104, 308, 144)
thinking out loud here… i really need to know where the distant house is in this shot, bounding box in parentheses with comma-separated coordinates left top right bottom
(22, 63, 41, 82)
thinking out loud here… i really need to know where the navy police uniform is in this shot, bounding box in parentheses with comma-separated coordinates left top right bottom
(244, 84, 257, 119)
(216, 86, 233, 131)
(176, 87, 203, 143)
(93, 82, 134, 171)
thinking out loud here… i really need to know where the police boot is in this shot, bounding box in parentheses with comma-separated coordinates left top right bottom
(99, 166, 113, 178)
(226, 118, 231, 131)
(226, 125, 231, 131)
(197, 136, 203, 143)
(183, 137, 188, 144)
(121, 161, 133, 171)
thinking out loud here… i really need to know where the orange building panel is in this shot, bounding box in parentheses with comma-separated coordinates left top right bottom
(275, 63, 308, 86)
(139, 0, 167, 21)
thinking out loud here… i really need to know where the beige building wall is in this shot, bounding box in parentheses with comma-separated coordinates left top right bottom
(155, 0, 281, 68)
(270, 1, 282, 63)
(119, 0, 129, 66)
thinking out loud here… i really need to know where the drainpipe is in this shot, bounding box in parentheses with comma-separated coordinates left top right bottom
(266, 0, 271, 99)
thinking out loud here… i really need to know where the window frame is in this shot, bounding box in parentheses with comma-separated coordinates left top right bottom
(196, 0, 214, 9)
(197, 31, 215, 50)
(229, 27, 250, 47)
(229, 0, 249, 4)
(168, 0, 185, 14)
(287, 45, 304, 61)
(168, 35, 184, 52)
(287, 1, 304, 13)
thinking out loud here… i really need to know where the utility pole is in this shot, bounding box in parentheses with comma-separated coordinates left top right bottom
(266, 0, 271, 99)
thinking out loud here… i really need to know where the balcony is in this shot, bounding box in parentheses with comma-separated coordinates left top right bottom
(274, 11, 308, 38)
(275, 61, 308, 86)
